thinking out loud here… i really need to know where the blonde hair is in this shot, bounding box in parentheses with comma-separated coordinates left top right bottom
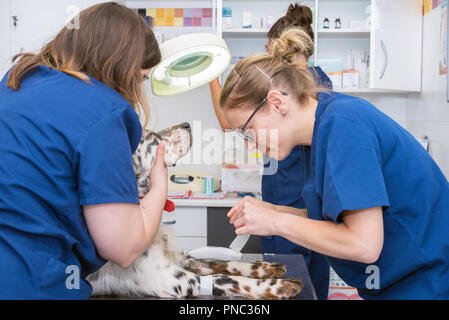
(220, 27, 322, 111)
(271, 27, 315, 61)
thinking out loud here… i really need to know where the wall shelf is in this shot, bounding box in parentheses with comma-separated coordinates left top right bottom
(222, 29, 268, 38)
(334, 88, 412, 94)
(317, 28, 370, 38)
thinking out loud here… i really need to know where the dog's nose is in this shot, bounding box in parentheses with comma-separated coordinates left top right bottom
(181, 122, 190, 129)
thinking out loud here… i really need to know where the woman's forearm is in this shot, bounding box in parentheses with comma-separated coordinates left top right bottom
(276, 205, 308, 218)
(274, 212, 380, 264)
(134, 185, 165, 251)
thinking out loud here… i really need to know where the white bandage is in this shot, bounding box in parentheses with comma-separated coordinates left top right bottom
(199, 275, 213, 296)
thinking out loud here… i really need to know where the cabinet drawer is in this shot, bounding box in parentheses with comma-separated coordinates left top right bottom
(172, 207, 207, 237)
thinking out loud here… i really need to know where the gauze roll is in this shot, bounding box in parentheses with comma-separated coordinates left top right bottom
(199, 275, 213, 296)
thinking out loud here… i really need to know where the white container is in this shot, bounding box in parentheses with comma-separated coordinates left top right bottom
(354, 61, 368, 89)
(327, 72, 343, 89)
(242, 11, 252, 29)
(349, 20, 369, 30)
(266, 14, 275, 29)
(221, 165, 262, 194)
(342, 70, 359, 89)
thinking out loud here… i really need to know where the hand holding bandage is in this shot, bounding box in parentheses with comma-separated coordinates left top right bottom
(227, 196, 281, 236)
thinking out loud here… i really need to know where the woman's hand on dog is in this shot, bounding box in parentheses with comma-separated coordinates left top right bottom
(149, 144, 168, 196)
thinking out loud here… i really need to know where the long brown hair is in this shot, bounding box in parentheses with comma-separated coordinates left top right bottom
(7, 2, 161, 129)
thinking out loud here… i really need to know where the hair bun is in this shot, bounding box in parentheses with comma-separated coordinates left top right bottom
(271, 27, 314, 62)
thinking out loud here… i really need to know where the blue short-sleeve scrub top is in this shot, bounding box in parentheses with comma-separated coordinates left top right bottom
(0, 66, 142, 299)
(300, 91, 449, 299)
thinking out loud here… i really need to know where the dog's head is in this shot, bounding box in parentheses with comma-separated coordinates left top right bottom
(133, 122, 192, 196)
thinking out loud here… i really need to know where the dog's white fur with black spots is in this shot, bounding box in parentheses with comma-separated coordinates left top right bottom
(86, 122, 303, 299)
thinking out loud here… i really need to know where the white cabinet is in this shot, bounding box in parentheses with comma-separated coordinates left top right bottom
(217, 0, 423, 93)
(170, 206, 208, 252)
(370, 0, 423, 92)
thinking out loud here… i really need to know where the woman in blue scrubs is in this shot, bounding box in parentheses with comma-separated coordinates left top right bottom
(263, 23, 332, 300)
(220, 29, 449, 299)
(209, 4, 331, 300)
(0, 3, 167, 299)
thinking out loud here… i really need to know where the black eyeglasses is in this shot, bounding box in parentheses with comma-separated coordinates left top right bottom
(237, 91, 288, 142)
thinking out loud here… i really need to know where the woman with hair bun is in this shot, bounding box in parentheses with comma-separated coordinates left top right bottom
(262, 27, 332, 301)
(209, 3, 332, 300)
(219, 28, 449, 299)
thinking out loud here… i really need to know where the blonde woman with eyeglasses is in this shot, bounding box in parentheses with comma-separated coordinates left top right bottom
(220, 28, 449, 300)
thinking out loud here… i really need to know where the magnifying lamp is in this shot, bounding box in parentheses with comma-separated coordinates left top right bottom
(151, 33, 231, 96)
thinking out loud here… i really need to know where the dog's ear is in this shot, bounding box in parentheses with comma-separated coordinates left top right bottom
(141, 129, 153, 141)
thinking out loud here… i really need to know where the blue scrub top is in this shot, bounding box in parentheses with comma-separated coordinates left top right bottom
(301, 91, 449, 299)
(261, 66, 331, 300)
(0, 66, 142, 299)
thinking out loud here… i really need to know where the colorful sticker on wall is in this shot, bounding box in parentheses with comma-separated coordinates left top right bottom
(424, 0, 447, 14)
(138, 8, 214, 27)
(327, 268, 363, 300)
(424, 0, 432, 14)
(440, 1, 448, 75)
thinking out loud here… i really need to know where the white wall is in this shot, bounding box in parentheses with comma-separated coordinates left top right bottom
(0, 0, 11, 78)
(350, 93, 408, 129)
(405, 5, 449, 178)
(0, 0, 106, 79)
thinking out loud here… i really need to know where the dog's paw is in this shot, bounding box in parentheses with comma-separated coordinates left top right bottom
(276, 278, 304, 299)
(249, 261, 287, 279)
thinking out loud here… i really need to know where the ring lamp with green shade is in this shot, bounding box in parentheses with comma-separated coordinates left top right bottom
(151, 33, 231, 96)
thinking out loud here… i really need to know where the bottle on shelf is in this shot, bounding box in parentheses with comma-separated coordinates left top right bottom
(222, 7, 232, 30)
(335, 17, 342, 29)
(258, 16, 264, 30)
(323, 17, 330, 29)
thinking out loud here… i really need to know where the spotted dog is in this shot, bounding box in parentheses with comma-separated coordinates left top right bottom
(87, 122, 303, 299)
